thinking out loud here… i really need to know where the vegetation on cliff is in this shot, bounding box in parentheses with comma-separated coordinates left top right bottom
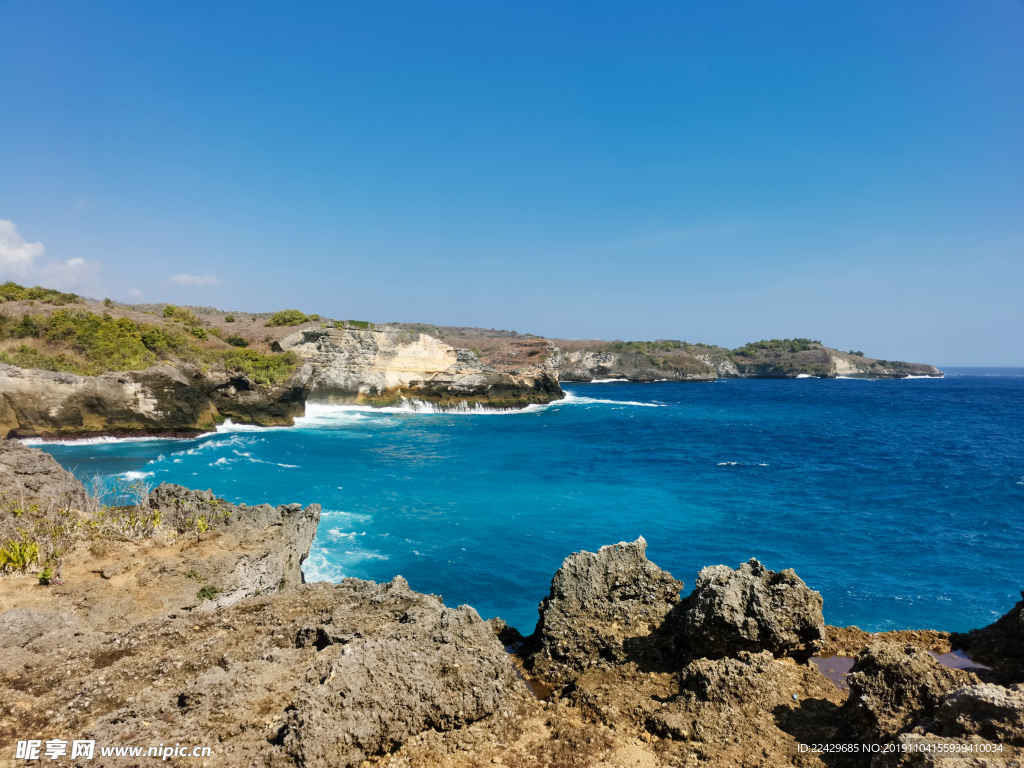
(0, 283, 298, 385)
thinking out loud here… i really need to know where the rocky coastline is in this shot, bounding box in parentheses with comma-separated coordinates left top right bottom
(1, 441, 1019, 767)
(0, 285, 942, 438)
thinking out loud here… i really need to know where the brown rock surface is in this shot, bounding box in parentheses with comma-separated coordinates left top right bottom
(845, 643, 980, 742)
(684, 557, 826, 661)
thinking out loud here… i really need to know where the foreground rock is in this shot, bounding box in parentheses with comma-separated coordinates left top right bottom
(523, 537, 684, 681)
(844, 643, 980, 742)
(684, 557, 826, 661)
(0, 437, 87, 506)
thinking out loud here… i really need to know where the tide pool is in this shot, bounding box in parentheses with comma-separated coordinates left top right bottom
(36, 369, 1024, 635)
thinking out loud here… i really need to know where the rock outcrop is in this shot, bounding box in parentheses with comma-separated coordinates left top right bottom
(683, 557, 826, 661)
(935, 683, 1024, 745)
(147, 483, 320, 610)
(0, 362, 310, 438)
(844, 643, 980, 741)
(953, 591, 1024, 677)
(281, 577, 515, 766)
(276, 325, 563, 409)
(0, 437, 87, 505)
(523, 537, 684, 680)
(550, 343, 717, 382)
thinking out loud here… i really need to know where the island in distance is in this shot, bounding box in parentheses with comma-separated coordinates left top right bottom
(0, 281, 940, 439)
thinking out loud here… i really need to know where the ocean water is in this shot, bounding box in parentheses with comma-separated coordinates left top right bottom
(35, 368, 1024, 635)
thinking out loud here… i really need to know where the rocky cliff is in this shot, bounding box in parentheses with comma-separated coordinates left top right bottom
(0, 362, 310, 439)
(275, 324, 563, 409)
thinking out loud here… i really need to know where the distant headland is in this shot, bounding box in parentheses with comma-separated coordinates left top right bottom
(0, 281, 940, 439)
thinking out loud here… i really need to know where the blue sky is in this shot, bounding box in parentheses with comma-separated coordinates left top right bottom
(1, 1, 1021, 365)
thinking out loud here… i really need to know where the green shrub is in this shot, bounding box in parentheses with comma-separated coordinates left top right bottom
(225, 315, 235, 323)
(346, 320, 371, 330)
(266, 309, 308, 327)
(163, 304, 177, 317)
(139, 324, 200, 359)
(222, 349, 297, 386)
(732, 338, 820, 356)
(196, 585, 221, 601)
(0, 281, 80, 305)
(11, 314, 43, 339)
(45, 309, 155, 371)
(189, 326, 208, 340)
(0, 345, 86, 374)
(225, 335, 249, 348)
(0, 539, 39, 572)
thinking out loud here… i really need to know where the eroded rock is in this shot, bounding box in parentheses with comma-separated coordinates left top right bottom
(845, 643, 980, 741)
(683, 557, 825, 661)
(935, 683, 1024, 746)
(282, 577, 515, 767)
(524, 537, 683, 681)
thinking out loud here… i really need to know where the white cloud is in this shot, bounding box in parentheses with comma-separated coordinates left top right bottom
(0, 220, 46, 275)
(169, 273, 222, 288)
(39, 257, 102, 292)
(127, 288, 143, 300)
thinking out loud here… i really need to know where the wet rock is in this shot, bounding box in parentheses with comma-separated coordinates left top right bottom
(845, 643, 980, 741)
(524, 537, 683, 681)
(683, 557, 825, 661)
(935, 683, 1024, 746)
(488, 617, 525, 647)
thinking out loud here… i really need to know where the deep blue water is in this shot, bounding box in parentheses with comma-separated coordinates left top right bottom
(35, 369, 1024, 635)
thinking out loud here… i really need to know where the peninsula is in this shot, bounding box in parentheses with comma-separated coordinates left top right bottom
(0, 282, 941, 439)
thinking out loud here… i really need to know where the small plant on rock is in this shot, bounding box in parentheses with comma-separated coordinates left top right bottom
(196, 585, 221, 601)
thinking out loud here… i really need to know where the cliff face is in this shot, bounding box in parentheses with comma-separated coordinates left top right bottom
(549, 341, 718, 382)
(0, 362, 311, 438)
(276, 325, 563, 409)
(730, 345, 942, 379)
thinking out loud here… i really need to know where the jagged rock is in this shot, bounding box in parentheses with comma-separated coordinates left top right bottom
(954, 592, 1024, 676)
(683, 557, 825, 661)
(0, 438, 87, 505)
(845, 643, 980, 741)
(524, 537, 683, 680)
(935, 683, 1024, 746)
(282, 577, 515, 767)
(148, 483, 320, 608)
(488, 617, 525, 647)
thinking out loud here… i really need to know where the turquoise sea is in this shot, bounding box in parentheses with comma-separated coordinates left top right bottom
(34, 368, 1024, 635)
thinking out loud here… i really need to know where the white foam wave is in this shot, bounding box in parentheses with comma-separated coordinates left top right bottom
(120, 471, 155, 480)
(796, 374, 813, 379)
(301, 546, 346, 583)
(588, 378, 630, 383)
(298, 398, 557, 419)
(559, 392, 664, 408)
(717, 461, 740, 466)
(19, 433, 205, 446)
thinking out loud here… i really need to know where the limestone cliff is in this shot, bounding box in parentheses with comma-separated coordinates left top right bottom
(550, 340, 718, 382)
(275, 324, 563, 409)
(0, 362, 310, 439)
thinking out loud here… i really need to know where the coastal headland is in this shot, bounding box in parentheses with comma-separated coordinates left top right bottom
(0, 282, 941, 439)
(0, 439, 1019, 768)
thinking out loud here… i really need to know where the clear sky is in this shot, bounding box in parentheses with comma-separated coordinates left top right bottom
(1, 1, 1021, 365)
